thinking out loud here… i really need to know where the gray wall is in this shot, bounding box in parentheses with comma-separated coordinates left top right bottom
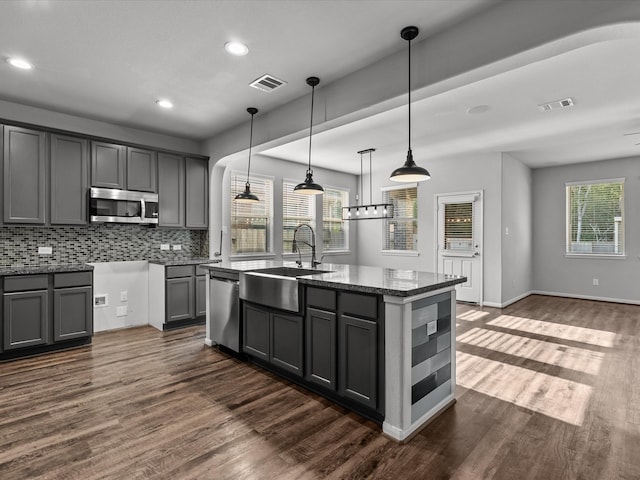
(501, 153, 533, 305)
(220, 154, 358, 264)
(532, 156, 640, 303)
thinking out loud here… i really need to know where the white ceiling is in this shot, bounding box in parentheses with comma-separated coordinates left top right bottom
(2, 0, 639, 173)
(0, 0, 496, 140)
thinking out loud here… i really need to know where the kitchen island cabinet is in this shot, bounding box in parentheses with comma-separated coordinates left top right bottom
(201, 260, 466, 442)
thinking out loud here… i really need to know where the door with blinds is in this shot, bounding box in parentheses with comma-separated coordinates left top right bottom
(436, 191, 483, 304)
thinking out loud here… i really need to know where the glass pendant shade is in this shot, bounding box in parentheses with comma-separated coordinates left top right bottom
(234, 107, 259, 203)
(390, 149, 431, 182)
(390, 26, 430, 183)
(294, 76, 324, 195)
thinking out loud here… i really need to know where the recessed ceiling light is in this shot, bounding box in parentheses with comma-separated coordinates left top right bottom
(466, 105, 491, 115)
(7, 57, 33, 70)
(156, 99, 173, 109)
(224, 41, 249, 56)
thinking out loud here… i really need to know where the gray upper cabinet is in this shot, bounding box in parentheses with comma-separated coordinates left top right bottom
(91, 141, 126, 189)
(185, 157, 208, 229)
(158, 152, 184, 227)
(3, 126, 46, 224)
(50, 134, 89, 225)
(126, 147, 157, 192)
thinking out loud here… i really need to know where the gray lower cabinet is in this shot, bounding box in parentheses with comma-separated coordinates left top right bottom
(91, 141, 126, 189)
(195, 275, 207, 317)
(3, 290, 49, 350)
(157, 152, 184, 227)
(185, 157, 208, 229)
(3, 125, 47, 224)
(305, 307, 337, 390)
(53, 286, 93, 341)
(271, 311, 303, 375)
(243, 303, 270, 361)
(166, 277, 195, 322)
(50, 134, 89, 225)
(338, 314, 378, 410)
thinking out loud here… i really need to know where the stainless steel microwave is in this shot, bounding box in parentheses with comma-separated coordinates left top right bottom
(89, 187, 159, 225)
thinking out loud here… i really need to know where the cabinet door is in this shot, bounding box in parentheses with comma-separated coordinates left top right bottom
(53, 286, 93, 341)
(166, 277, 195, 322)
(185, 157, 208, 229)
(3, 291, 49, 350)
(271, 312, 303, 376)
(127, 147, 157, 192)
(195, 275, 206, 317)
(3, 126, 46, 224)
(157, 152, 184, 227)
(243, 303, 269, 361)
(50, 134, 89, 225)
(305, 307, 337, 390)
(339, 314, 377, 409)
(91, 141, 125, 189)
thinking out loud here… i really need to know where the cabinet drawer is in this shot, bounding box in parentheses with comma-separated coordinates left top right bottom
(307, 286, 336, 311)
(54, 271, 92, 288)
(4, 275, 48, 292)
(341, 292, 378, 320)
(195, 265, 207, 276)
(166, 265, 194, 278)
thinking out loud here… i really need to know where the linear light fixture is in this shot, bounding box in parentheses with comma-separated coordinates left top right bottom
(342, 148, 393, 220)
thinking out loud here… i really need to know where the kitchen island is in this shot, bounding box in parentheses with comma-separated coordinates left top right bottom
(200, 260, 466, 442)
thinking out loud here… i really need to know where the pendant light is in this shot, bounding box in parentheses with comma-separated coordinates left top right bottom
(234, 107, 260, 203)
(342, 148, 393, 220)
(390, 26, 431, 183)
(294, 76, 324, 195)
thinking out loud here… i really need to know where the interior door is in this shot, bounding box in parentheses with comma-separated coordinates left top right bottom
(436, 192, 483, 304)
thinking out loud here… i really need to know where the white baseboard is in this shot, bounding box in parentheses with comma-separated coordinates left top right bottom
(204, 338, 213, 347)
(532, 290, 640, 306)
(480, 291, 533, 309)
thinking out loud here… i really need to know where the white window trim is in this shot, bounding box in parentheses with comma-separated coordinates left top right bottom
(322, 184, 350, 253)
(381, 183, 418, 253)
(565, 178, 625, 258)
(381, 250, 420, 257)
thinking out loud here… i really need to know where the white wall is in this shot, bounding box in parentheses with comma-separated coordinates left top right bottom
(501, 153, 533, 306)
(219, 154, 359, 265)
(532, 156, 640, 304)
(91, 261, 149, 331)
(355, 152, 503, 306)
(0, 99, 204, 155)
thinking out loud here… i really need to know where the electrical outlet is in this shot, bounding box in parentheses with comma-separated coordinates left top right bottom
(116, 306, 128, 317)
(38, 246, 52, 255)
(593, 278, 599, 286)
(427, 321, 437, 336)
(160, 244, 170, 251)
(120, 291, 128, 302)
(172, 244, 182, 251)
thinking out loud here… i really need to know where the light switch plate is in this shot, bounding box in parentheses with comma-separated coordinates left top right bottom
(38, 246, 53, 255)
(160, 244, 170, 251)
(427, 321, 437, 336)
(120, 291, 128, 302)
(172, 244, 182, 251)
(116, 306, 128, 317)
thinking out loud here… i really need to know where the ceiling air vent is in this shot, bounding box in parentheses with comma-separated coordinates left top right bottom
(538, 97, 574, 112)
(249, 74, 287, 93)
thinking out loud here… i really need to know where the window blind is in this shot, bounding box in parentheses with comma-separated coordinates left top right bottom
(443, 202, 473, 251)
(383, 186, 417, 251)
(566, 180, 624, 255)
(283, 180, 315, 252)
(230, 174, 272, 254)
(323, 187, 348, 251)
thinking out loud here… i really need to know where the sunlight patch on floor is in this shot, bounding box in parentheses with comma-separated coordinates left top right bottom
(458, 328, 605, 375)
(487, 315, 616, 348)
(457, 351, 592, 426)
(457, 310, 491, 322)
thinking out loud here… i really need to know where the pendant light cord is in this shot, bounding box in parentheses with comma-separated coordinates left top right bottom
(369, 150, 373, 204)
(246, 112, 255, 185)
(408, 36, 412, 152)
(360, 151, 364, 206)
(307, 84, 315, 175)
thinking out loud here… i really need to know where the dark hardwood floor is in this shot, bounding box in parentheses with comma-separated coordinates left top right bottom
(1, 294, 639, 479)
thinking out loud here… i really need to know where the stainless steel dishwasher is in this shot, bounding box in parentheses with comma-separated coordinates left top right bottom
(209, 273, 240, 352)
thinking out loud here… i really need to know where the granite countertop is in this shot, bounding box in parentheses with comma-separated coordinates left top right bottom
(200, 260, 466, 297)
(0, 264, 94, 276)
(148, 257, 221, 266)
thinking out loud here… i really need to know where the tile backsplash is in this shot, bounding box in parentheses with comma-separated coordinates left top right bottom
(0, 225, 209, 266)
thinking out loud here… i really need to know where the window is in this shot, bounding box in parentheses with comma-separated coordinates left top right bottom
(566, 179, 624, 256)
(282, 180, 315, 253)
(323, 187, 349, 251)
(230, 173, 272, 255)
(382, 185, 418, 251)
